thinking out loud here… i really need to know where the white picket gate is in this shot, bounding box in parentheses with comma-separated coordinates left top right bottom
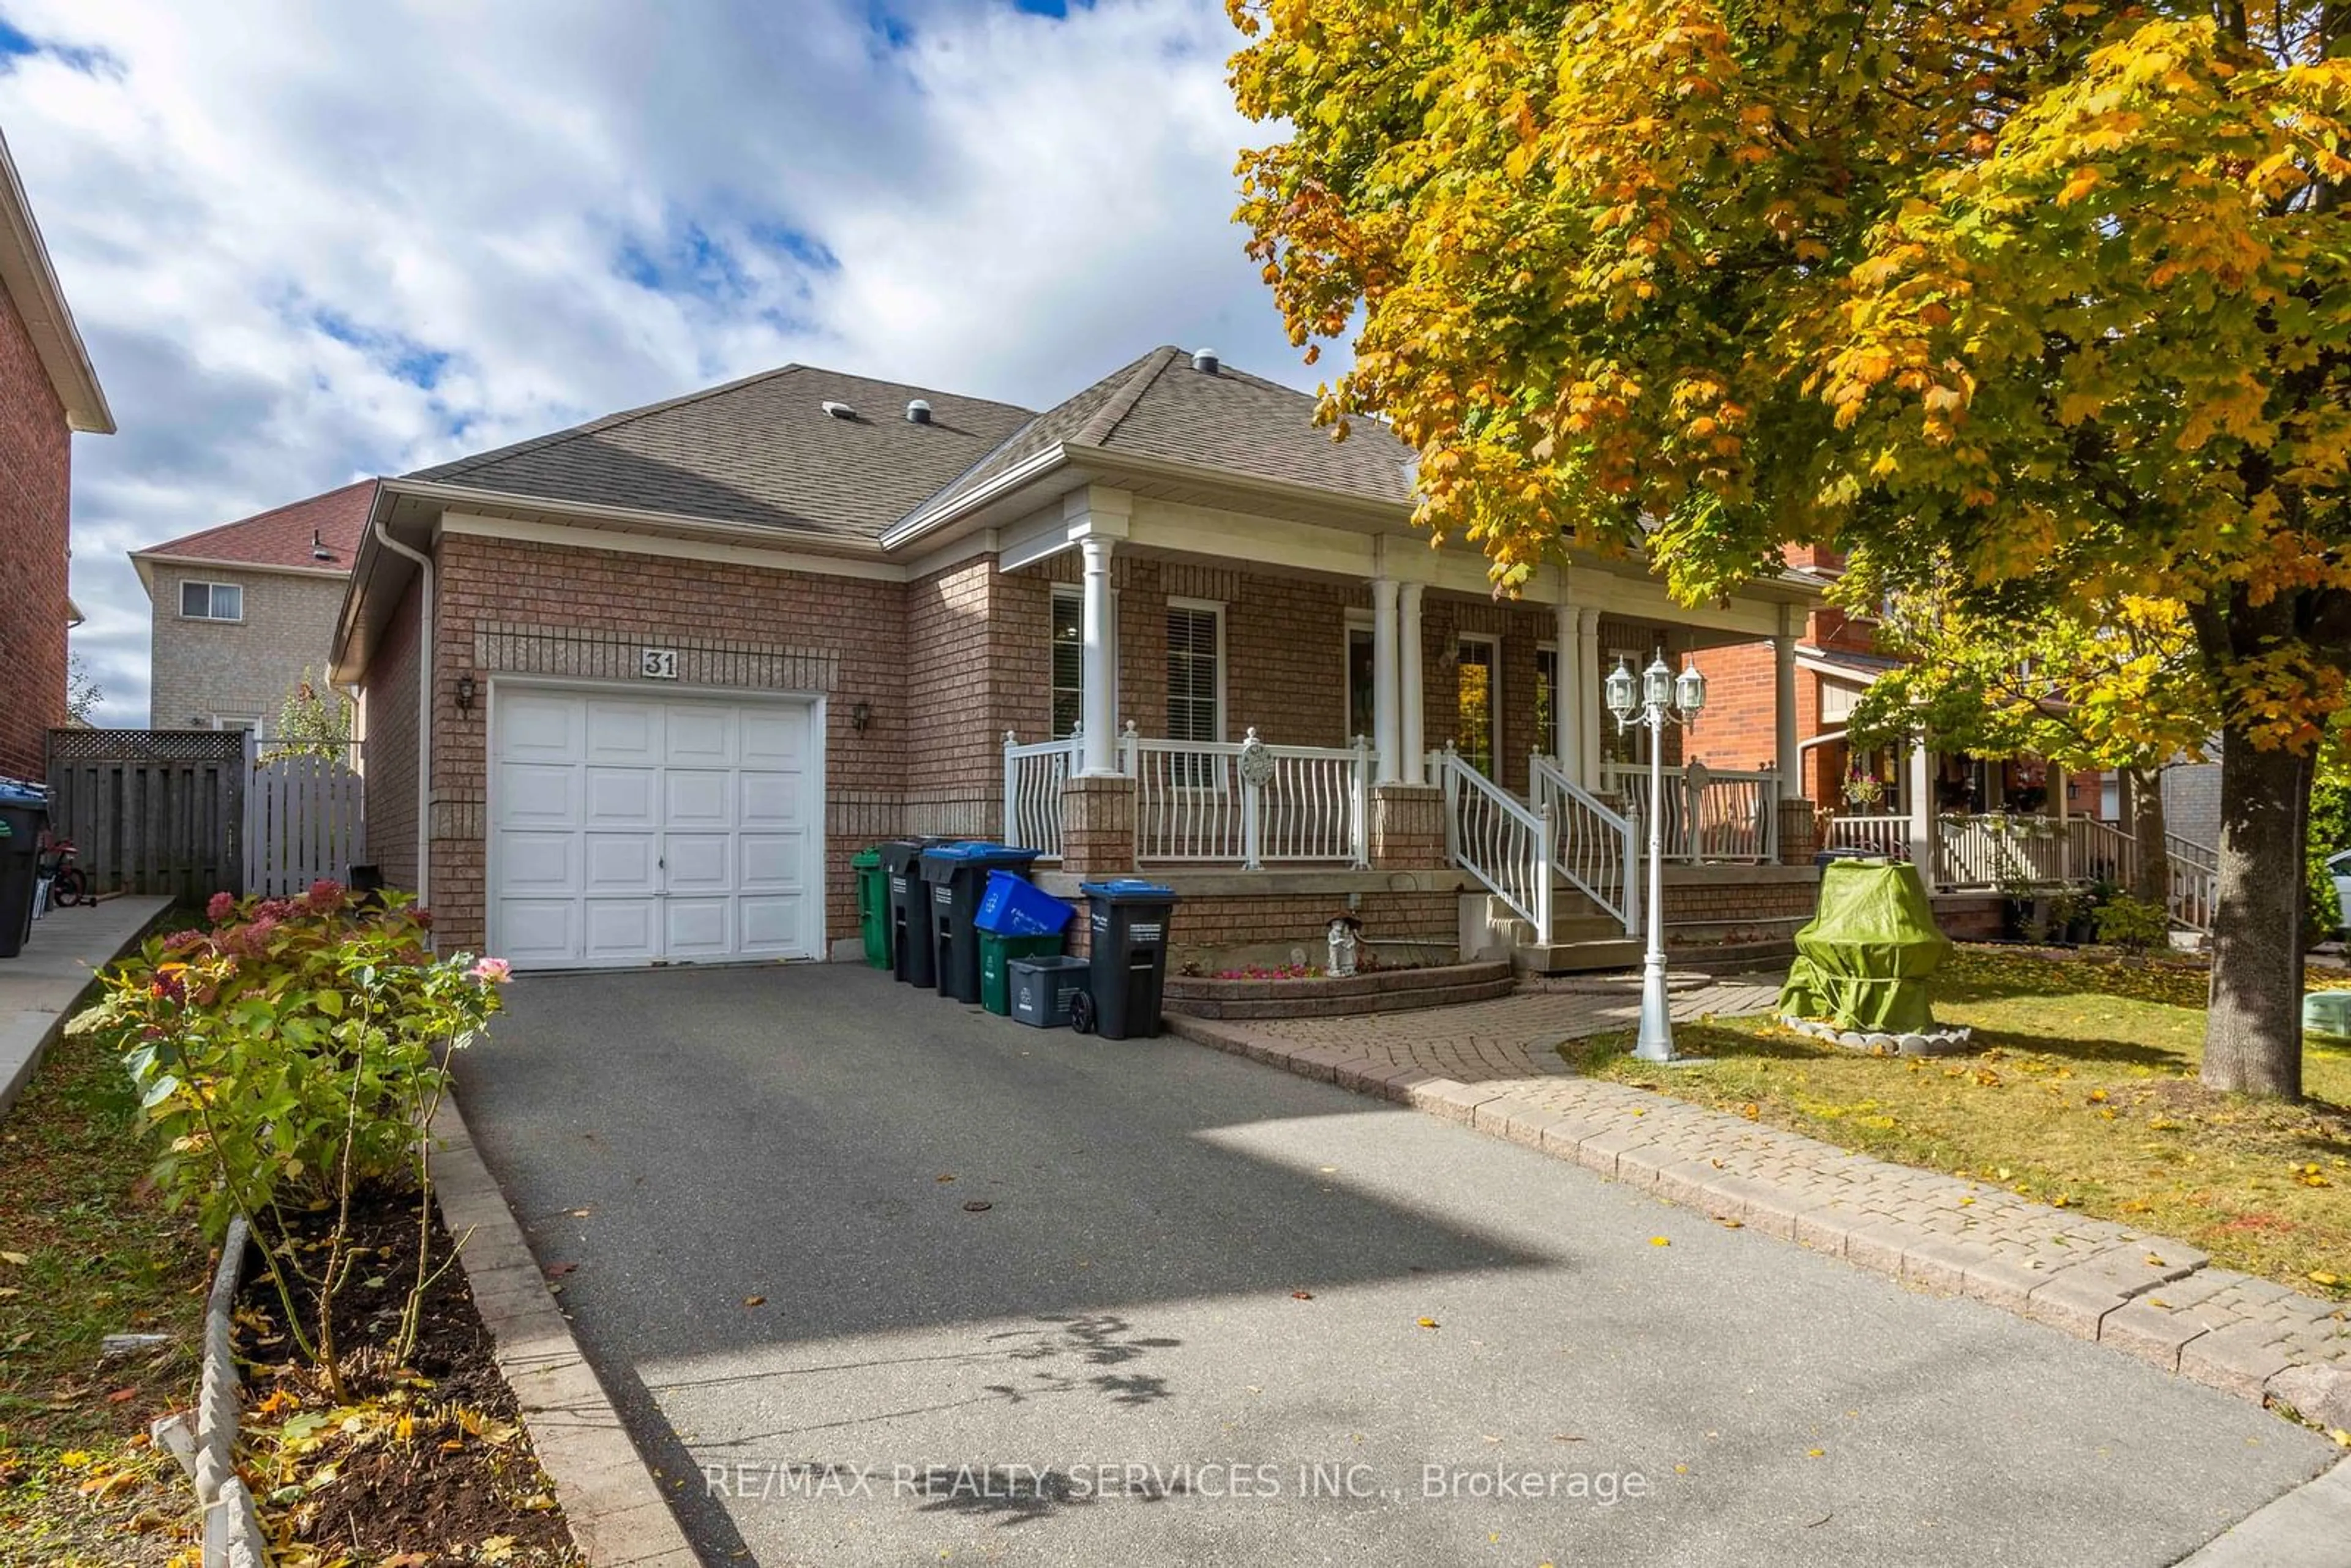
(242, 737, 366, 897)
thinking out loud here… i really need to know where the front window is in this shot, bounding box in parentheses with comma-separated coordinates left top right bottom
(1168, 602, 1223, 743)
(1049, 588, 1082, 738)
(1346, 625, 1375, 743)
(1534, 647, 1557, 759)
(1457, 636, 1496, 776)
(181, 580, 244, 621)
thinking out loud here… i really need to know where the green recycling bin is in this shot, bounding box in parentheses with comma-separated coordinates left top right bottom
(853, 846, 890, 969)
(980, 930, 1064, 1017)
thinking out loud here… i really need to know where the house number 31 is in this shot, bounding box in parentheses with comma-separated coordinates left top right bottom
(641, 648, 679, 680)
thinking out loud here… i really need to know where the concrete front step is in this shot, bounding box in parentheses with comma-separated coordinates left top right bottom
(1511, 937, 1645, 975)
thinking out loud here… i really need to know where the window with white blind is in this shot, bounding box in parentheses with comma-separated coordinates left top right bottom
(1050, 588, 1083, 738)
(1167, 601, 1224, 746)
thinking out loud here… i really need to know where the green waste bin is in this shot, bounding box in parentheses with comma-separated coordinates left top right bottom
(980, 931, 1064, 1017)
(853, 847, 890, 969)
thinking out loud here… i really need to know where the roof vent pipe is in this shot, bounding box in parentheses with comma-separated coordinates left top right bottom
(312, 528, 332, 561)
(906, 399, 932, 424)
(822, 400, 857, 420)
(1191, 348, 1219, 375)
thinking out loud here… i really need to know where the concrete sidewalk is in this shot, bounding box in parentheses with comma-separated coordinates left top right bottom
(0, 894, 172, 1120)
(1166, 979, 2351, 1435)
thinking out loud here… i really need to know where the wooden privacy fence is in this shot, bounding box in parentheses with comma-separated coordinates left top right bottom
(45, 729, 247, 901)
(242, 738, 366, 897)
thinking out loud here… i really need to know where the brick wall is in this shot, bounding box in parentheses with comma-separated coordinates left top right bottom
(1682, 639, 1795, 777)
(0, 287, 70, 781)
(362, 575, 422, 889)
(1062, 890, 1458, 964)
(146, 566, 347, 730)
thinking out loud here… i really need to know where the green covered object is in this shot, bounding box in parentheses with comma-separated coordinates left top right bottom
(1778, 859, 1952, 1032)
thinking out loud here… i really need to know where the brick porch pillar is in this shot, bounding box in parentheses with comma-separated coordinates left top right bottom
(1059, 773, 1136, 877)
(1777, 795, 1821, 866)
(1371, 782, 1446, 869)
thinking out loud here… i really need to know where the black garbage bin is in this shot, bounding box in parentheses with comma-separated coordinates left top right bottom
(920, 843, 1044, 1004)
(883, 839, 949, 988)
(0, 782, 49, 960)
(1074, 880, 1179, 1040)
(1813, 846, 1891, 869)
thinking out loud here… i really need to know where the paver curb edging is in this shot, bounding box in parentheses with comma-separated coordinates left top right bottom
(430, 1094, 699, 1568)
(1160, 1009, 2351, 1432)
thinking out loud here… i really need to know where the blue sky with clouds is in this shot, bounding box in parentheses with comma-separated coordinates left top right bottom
(0, 0, 1324, 725)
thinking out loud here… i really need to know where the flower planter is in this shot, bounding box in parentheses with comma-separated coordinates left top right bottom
(1162, 960, 1514, 1020)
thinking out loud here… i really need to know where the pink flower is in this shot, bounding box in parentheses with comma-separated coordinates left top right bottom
(469, 957, 512, 985)
(306, 878, 344, 912)
(206, 890, 236, 925)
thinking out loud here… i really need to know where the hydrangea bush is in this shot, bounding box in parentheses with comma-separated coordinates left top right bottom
(72, 881, 510, 1381)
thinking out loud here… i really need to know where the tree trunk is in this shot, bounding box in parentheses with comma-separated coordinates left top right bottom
(2201, 730, 2308, 1098)
(2128, 765, 2170, 911)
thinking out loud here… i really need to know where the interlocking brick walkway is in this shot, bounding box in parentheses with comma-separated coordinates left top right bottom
(1165, 978, 2351, 1431)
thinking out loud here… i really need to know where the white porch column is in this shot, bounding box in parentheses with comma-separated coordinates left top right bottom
(1576, 608, 1605, 790)
(1371, 577, 1402, 786)
(1772, 632, 1801, 784)
(1907, 739, 1934, 874)
(1553, 598, 1577, 773)
(1079, 535, 1119, 777)
(1398, 582, 1426, 785)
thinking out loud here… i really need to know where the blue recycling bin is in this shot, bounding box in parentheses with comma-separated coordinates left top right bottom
(920, 844, 1045, 1003)
(0, 781, 48, 960)
(976, 869, 1076, 938)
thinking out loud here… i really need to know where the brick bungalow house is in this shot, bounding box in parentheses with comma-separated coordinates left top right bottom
(330, 345, 1828, 973)
(132, 480, 374, 735)
(0, 128, 113, 781)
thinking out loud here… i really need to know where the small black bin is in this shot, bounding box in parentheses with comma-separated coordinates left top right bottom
(883, 839, 950, 988)
(0, 782, 49, 960)
(920, 843, 1044, 1004)
(1076, 879, 1179, 1040)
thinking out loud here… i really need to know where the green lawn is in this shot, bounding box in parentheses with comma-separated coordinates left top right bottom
(1564, 946, 2351, 1297)
(0, 999, 206, 1565)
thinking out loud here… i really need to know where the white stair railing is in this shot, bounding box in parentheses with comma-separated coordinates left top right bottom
(1436, 745, 1553, 943)
(2165, 832, 2218, 932)
(1002, 730, 1084, 858)
(1531, 753, 1638, 935)
(1825, 814, 1912, 858)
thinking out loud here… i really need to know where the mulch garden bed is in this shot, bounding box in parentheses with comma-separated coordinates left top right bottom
(231, 1186, 580, 1566)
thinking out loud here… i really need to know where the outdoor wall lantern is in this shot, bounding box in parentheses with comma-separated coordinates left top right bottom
(851, 700, 873, 734)
(454, 674, 477, 713)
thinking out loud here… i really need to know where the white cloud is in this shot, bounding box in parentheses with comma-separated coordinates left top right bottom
(1, 0, 1324, 725)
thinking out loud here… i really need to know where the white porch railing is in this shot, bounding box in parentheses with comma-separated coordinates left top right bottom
(1002, 730, 1084, 860)
(1600, 762, 1779, 863)
(1436, 745, 1553, 943)
(1935, 813, 2139, 890)
(1825, 813, 1912, 858)
(1531, 754, 1638, 934)
(1128, 729, 1371, 868)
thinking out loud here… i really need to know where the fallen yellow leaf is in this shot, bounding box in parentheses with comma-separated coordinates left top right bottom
(2309, 1271, 2341, 1288)
(1650, 1236, 1670, 1247)
(1415, 1316, 1439, 1329)
(1805, 1447, 1824, 1458)
(0, 1251, 27, 1267)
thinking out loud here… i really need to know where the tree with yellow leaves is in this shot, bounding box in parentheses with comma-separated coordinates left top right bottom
(1232, 0, 2349, 1096)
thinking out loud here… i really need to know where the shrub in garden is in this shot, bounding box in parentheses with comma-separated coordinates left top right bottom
(70, 882, 510, 1393)
(2093, 893, 2172, 955)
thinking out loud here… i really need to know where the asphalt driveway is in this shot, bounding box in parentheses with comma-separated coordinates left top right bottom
(454, 965, 2336, 1567)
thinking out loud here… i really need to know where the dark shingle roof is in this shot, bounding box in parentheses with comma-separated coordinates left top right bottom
(403, 348, 1415, 546)
(138, 479, 376, 572)
(910, 346, 1416, 525)
(407, 365, 1033, 542)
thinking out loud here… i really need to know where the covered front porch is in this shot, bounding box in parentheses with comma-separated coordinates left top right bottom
(987, 487, 1822, 960)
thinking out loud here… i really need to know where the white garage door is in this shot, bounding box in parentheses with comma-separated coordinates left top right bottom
(489, 688, 820, 969)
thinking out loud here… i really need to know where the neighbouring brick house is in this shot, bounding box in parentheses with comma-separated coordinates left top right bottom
(1685, 545, 2139, 888)
(131, 481, 374, 735)
(0, 128, 113, 781)
(331, 346, 1826, 973)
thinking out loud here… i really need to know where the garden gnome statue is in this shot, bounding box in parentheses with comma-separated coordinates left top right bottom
(1326, 914, 1362, 978)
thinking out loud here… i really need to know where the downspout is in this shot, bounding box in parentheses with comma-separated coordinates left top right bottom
(372, 519, 433, 906)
